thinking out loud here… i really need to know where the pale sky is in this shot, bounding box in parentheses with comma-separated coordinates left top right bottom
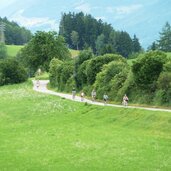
(0, 0, 171, 49)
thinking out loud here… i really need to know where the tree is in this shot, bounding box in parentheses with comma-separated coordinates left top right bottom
(115, 31, 133, 57)
(132, 34, 141, 52)
(147, 41, 158, 51)
(158, 22, 171, 52)
(0, 43, 7, 59)
(49, 58, 63, 87)
(17, 31, 71, 75)
(86, 54, 126, 85)
(0, 59, 28, 85)
(59, 12, 142, 55)
(71, 31, 79, 50)
(94, 61, 129, 99)
(49, 59, 74, 91)
(132, 51, 167, 91)
(75, 48, 94, 88)
(95, 34, 105, 55)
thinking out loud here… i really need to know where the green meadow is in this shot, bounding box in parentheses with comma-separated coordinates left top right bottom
(6, 45, 24, 57)
(69, 49, 80, 58)
(0, 81, 171, 170)
(6, 45, 79, 58)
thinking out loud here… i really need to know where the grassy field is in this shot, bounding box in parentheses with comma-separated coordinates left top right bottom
(6, 45, 80, 58)
(0, 81, 171, 170)
(166, 52, 171, 58)
(69, 49, 80, 58)
(6, 45, 24, 57)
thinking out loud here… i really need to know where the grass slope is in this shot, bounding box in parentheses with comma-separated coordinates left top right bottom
(0, 81, 171, 170)
(6, 45, 79, 58)
(69, 49, 80, 58)
(6, 45, 24, 57)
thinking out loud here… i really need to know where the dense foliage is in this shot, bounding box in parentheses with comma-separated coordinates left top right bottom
(49, 50, 171, 106)
(85, 54, 125, 85)
(17, 31, 71, 75)
(0, 17, 32, 45)
(49, 59, 74, 91)
(132, 51, 167, 91)
(94, 61, 129, 100)
(0, 43, 7, 59)
(158, 22, 171, 52)
(0, 59, 28, 85)
(59, 12, 142, 57)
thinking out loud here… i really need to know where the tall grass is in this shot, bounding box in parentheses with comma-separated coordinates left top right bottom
(6, 45, 24, 57)
(6, 45, 79, 59)
(69, 49, 80, 58)
(0, 82, 170, 170)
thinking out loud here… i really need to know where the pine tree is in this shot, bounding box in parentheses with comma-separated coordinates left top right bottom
(71, 31, 79, 50)
(132, 34, 141, 52)
(158, 22, 171, 52)
(115, 31, 133, 57)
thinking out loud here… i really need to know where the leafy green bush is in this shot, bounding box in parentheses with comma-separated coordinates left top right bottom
(49, 58, 63, 87)
(132, 51, 167, 92)
(0, 43, 7, 59)
(75, 48, 93, 88)
(86, 54, 125, 85)
(17, 31, 71, 75)
(0, 59, 28, 85)
(49, 59, 74, 91)
(77, 60, 90, 88)
(94, 61, 129, 99)
(154, 71, 171, 105)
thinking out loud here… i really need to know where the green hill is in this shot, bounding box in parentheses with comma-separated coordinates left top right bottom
(0, 81, 170, 170)
(166, 52, 171, 58)
(6, 45, 24, 57)
(6, 45, 79, 58)
(69, 49, 80, 58)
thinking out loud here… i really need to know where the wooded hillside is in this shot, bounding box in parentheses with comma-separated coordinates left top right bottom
(59, 12, 142, 57)
(0, 17, 32, 45)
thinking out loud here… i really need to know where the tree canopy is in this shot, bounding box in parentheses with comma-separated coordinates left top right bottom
(0, 59, 28, 85)
(17, 31, 71, 75)
(0, 43, 7, 59)
(59, 12, 142, 57)
(158, 22, 171, 52)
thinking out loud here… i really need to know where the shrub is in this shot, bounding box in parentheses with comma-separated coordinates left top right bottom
(49, 58, 63, 87)
(154, 72, 171, 105)
(75, 49, 93, 88)
(49, 59, 74, 91)
(0, 59, 28, 85)
(86, 53, 125, 85)
(0, 43, 7, 59)
(77, 60, 90, 88)
(132, 51, 167, 92)
(94, 61, 129, 100)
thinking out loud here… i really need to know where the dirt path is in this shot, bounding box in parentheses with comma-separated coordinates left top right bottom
(33, 80, 171, 112)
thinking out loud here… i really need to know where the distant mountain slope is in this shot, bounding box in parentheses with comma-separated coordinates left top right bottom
(0, 17, 32, 45)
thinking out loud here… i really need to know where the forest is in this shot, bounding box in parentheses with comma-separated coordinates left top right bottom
(59, 12, 142, 57)
(0, 17, 32, 45)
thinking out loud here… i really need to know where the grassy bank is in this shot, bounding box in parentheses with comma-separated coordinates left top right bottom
(6, 45, 23, 57)
(0, 81, 171, 170)
(6, 45, 79, 58)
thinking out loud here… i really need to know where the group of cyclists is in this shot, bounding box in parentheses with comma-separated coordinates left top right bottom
(72, 88, 129, 106)
(35, 68, 129, 106)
